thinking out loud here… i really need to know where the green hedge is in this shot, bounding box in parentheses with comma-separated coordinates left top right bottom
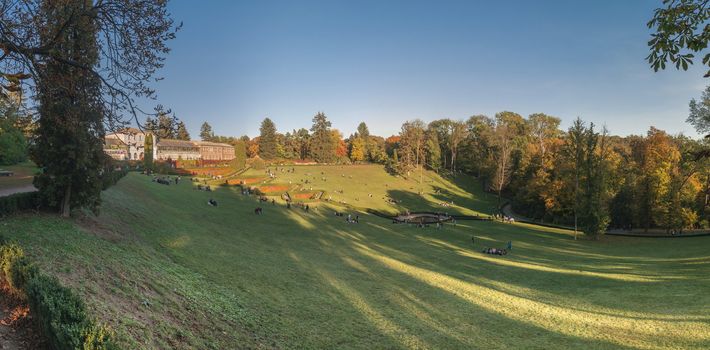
(0, 191, 40, 217)
(0, 240, 116, 350)
(0, 168, 127, 217)
(102, 168, 129, 190)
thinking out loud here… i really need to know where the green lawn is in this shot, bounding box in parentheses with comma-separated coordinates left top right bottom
(1, 166, 709, 349)
(219, 164, 498, 216)
(0, 161, 37, 191)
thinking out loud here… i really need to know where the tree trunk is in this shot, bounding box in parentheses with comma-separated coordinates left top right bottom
(61, 183, 72, 218)
(574, 167, 579, 240)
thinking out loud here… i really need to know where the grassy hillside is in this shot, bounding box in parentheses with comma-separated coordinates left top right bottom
(213, 164, 498, 216)
(1, 165, 709, 349)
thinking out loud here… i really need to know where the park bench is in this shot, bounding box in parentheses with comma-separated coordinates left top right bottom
(0, 170, 14, 177)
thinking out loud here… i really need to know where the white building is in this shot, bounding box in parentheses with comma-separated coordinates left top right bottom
(104, 128, 147, 160)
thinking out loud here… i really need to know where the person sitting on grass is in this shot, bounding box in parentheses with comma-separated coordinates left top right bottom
(208, 199, 218, 206)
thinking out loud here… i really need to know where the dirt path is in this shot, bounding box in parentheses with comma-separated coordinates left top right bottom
(0, 185, 37, 198)
(0, 284, 44, 350)
(500, 202, 527, 222)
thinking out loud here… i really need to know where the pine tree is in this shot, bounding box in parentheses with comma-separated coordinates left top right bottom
(200, 122, 214, 141)
(258, 118, 278, 159)
(157, 114, 175, 139)
(309, 112, 335, 163)
(357, 122, 370, 139)
(32, 2, 106, 217)
(176, 121, 190, 140)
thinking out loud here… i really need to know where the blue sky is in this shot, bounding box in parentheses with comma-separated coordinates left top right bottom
(144, 0, 707, 138)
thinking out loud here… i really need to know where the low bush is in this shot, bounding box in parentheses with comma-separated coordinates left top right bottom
(0, 241, 117, 349)
(10, 255, 39, 293)
(0, 191, 40, 216)
(0, 242, 24, 291)
(102, 168, 128, 190)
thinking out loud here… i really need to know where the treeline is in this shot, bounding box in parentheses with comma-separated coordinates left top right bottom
(199, 113, 388, 164)
(223, 110, 708, 236)
(0, 97, 31, 166)
(395, 113, 709, 235)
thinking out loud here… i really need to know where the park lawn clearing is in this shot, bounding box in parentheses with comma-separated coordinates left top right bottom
(1, 166, 709, 349)
(239, 164, 498, 215)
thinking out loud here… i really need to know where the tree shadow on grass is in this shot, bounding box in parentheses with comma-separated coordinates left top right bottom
(103, 174, 710, 349)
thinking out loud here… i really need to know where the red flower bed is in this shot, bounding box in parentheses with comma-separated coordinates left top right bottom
(293, 193, 314, 199)
(258, 185, 290, 193)
(186, 167, 234, 176)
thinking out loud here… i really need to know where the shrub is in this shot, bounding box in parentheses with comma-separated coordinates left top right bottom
(27, 274, 90, 349)
(10, 256, 39, 293)
(0, 191, 40, 216)
(0, 241, 116, 350)
(82, 323, 117, 350)
(249, 157, 266, 170)
(101, 168, 128, 190)
(0, 242, 24, 288)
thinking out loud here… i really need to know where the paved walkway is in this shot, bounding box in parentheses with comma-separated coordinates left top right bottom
(0, 185, 37, 198)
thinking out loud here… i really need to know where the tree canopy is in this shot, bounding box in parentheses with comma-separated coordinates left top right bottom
(647, 0, 710, 77)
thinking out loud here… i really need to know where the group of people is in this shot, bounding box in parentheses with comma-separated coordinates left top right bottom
(153, 175, 180, 186)
(196, 184, 212, 191)
(482, 247, 508, 255)
(333, 211, 359, 223)
(492, 214, 515, 223)
(474, 237, 513, 256)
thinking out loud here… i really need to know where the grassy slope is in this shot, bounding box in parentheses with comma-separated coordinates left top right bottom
(1, 165, 709, 349)
(0, 161, 37, 190)
(224, 164, 498, 215)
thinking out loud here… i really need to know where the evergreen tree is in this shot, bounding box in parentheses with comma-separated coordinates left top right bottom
(144, 133, 154, 170)
(566, 117, 586, 237)
(357, 122, 370, 139)
(387, 150, 402, 175)
(579, 124, 610, 238)
(258, 117, 278, 159)
(309, 112, 335, 163)
(200, 122, 214, 141)
(176, 121, 190, 140)
(294, 128, 310, 160)
(156, 114, 176, 139)
(232, 140, 247, 170)
(32, 2, 106, 217)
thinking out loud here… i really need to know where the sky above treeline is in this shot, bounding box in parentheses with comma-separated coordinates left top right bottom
(144, 0, 707, 139)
